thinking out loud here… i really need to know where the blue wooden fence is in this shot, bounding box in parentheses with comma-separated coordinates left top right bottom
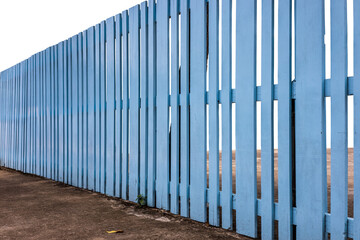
(0, 0, 358, 239)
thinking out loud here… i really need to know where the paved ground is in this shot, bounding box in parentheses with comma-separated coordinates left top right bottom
(0, 167, 250, 240)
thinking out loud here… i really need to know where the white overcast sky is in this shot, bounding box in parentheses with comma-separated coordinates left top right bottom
(0, 0, 355, 149)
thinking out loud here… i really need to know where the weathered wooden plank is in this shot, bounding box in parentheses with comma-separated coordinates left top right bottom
(115, 13, 122, 198)
(156, 0, 170, 210)
(277, 0, 293, 239)
(122, 11, 129, 200)
(330, 0, 348, 238)
(147, 0, 156, 207)
(235, 0, 257, 237)
(180, 0, 190, 217)
(106, 16, 116, 197)
(189, 0, 207, 223)
(170, 0, 180, 215)
(295, 0, 327, 238)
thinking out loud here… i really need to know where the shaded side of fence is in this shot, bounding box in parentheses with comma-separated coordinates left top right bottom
(0, 0, 359, 239)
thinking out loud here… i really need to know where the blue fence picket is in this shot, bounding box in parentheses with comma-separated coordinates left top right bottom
(95, 23, 101, 193)
(261, 0, 275, 238)
(295, 0, 326, 239)
(129, 6, 140, 202)
(147, 0, 156, 207)
(65, 39, 71, 185)
(189, 0, 207, 223)
(221, 0, 233, 230)
(88, 27, 95, 191)
(115, 13, 122, 198)
(46, 48, 51, 179)
(140, 1, 148, 203)
(180, 0, 190, 218)
(58, 42, 64, 182)
(330, 0, 348, 239)
(156, 0, 170, 210)
(121, 12, 129, 200)
(106, 16, 116, 197)
(100, 21, 106, 194)
(170, 0, 180, 215)
(354, 0, 360, 238)
(72, 35, 79, 187)
(235, 0, 257, 237)
(208, 0, 219, 227)
(277, 0, 293, 239)
(78, 33, 84, 188)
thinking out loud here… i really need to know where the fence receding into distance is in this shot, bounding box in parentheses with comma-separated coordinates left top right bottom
(0, 0, 359, 239)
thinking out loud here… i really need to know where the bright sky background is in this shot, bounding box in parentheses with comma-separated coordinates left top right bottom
(0, 0, 355, 149)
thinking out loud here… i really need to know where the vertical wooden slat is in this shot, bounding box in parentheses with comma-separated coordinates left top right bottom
(221, 0, 233, 229)
(100, 21, 106, 194)
(354, 0, 360, 238)
(106, 16, 116, 197)
(261, 0, 275, 238)
(189, 0, 207, 223)
(129, 6, 140, 202)
(78, 33, 84, 188)
(63, 41, 68, 184)
(209, 0, 220, 227)
(36, 54, 40, 175)
(49, 48, 53, 179)
(55, 44, 59, 181)
(140, 0, 148, 202)
(122, 12, 130, 200)
(88, 27, 96, 191)
(147, 0, 156, 207)
(170, 0, 180, 215)
(180, 0, 190, 217)
(95, 23, 101, 192)
(330, 0, 348, 238)
(115, 14, 122, 198)
(277, 0, 293, 239)
(66, 39, 72, 185)
(26, 60, 31, 173)
(58, 42, 64, 182)
(46, 48, 51, 180)
(157, 0, 170, 210)
(295, 0, 326, 238)
(72, 35, 79, 187)
(236, 0, 257, 237)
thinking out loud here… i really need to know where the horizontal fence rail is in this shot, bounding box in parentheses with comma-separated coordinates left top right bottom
(0, 0, 359, 239)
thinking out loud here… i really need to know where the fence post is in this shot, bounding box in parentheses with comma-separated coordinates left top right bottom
(295, 0, 326, 239)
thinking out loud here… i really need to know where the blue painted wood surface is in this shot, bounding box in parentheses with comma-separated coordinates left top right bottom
(189, 0, 206, 223)
(156, 0, 170, 211)
(170, 0, 180, 215)
(295, 0, 327, 239)
(129, 6, 140, 202)
(147, 0, 156, 208)
(106, 16, 116, 197)
(235, 0, 257, 237)
(277, 0, 293, 239)
(261, 0, 275, 239)
(0, 0, 357, 238)
(354, 0, 360, 239)
(208, 0, 219, 227)
(140, 2, 148, 199)
(330, 0, 348, 238)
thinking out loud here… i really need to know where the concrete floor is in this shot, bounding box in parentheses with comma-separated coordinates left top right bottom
(0, 167, 250, 240)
